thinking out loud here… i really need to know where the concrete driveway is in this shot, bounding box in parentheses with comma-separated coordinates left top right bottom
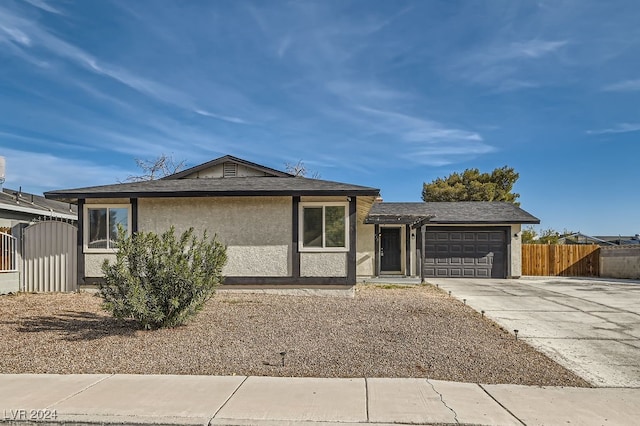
(427, 277, 640, 388)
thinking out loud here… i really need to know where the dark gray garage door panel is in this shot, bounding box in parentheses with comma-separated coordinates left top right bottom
(424, 229, 506, 278)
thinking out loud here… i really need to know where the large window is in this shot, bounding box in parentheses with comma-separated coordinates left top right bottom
(300, 203, 348, 251)
(85, 205, 130, 250)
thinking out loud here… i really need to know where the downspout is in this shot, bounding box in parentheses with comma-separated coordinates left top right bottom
(420, 225, 426, 283)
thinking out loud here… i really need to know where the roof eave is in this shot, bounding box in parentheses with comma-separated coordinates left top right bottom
(364, 214, 435, 226)
(428, 219, 541, 225)
(0, 202, 77, 220)
(45, 188, 381, 202)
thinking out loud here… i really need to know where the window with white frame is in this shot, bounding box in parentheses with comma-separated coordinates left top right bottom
(85, 205, 131, 250)
(299, 202, 348, 251)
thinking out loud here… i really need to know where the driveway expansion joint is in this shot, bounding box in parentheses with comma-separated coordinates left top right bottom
(209, 375, 249, 423)
(364, 377, 370, 423)
(478, 384, 526, 426)
(46, 373, 115, 410)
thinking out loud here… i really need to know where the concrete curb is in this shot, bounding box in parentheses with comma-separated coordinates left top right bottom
(2, 374, 640, 426)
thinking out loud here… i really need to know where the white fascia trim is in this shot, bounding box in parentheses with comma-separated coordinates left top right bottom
(83, 203, 132, 253)
(0, 203, 76, 220)
(298, 201, 350, 252)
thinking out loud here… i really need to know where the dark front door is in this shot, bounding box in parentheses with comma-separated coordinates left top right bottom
(380, 227, 402, 272)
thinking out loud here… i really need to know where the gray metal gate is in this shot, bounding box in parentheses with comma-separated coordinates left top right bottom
(23, 220, 77, 292)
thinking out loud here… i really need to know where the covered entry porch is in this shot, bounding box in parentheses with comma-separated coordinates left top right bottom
(365, 202, 541, 280)
(365, 212, 432, 279)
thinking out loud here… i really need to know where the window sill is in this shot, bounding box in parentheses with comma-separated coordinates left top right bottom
(299, 247, 349, 253)
(84, 248, 119, 254)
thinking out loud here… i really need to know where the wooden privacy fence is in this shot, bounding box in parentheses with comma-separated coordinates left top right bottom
(522, 244, 600, 277)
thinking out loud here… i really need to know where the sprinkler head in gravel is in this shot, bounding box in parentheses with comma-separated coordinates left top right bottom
(463, 299, 466, 305)
(280, 351, 286, 367)
(448, 291, 452, 296)
(481, 310, 485, 318)
(514, 330, 519, 341)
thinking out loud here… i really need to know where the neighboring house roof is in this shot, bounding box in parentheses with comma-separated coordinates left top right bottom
(594, 235, 640, 244)
(45, 176, 380, 202)
(0, 187, 77, 220)
(561, 233, 640, 246)
(163, 155, 293, 179)
(366, 202, 540, 225)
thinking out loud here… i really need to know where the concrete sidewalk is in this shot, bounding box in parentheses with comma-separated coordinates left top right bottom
(2, 374, 639, 426)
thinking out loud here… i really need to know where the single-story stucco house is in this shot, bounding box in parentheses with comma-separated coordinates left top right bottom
(45, 155, 539, 288)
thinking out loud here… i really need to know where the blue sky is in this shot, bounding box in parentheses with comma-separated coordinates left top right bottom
(1, 0, 639, 235)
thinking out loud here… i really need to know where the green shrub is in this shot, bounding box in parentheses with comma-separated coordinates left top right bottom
(100, 226, 227, 329)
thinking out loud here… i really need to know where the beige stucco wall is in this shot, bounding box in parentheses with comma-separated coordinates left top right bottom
(356, 198, 375, 277)
(300, 252, 347, 277)
(82, 194, 375, 281)
(137, 197, 292, 277)
(86, 253, 116, 277)
(510, 224, 522, 277)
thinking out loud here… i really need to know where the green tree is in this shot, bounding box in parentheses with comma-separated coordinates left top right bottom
(100, 226, 227, 329)
(521, 226, 538, 244)
(422, 166, 520, 205)
(521, 226, 574, 244)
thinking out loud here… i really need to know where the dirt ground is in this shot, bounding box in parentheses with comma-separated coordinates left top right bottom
(0, 284, 590, 386)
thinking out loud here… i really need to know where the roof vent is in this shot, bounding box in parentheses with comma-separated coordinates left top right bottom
(223, 162, 237, 177)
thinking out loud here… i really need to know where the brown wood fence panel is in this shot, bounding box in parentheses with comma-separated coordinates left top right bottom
(522, 244, 600, 277)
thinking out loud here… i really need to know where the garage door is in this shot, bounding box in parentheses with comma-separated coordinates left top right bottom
(423, 229, 506, 278)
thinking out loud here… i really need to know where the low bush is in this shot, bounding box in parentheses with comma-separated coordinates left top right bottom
(100, 226, 227, 329)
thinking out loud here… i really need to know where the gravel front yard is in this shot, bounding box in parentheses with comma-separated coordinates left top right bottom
(0, 284, 590, 387)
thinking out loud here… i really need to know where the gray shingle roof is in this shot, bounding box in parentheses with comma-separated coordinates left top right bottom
(367, 202, 540, 224)
(0, 188, 77, 219)
(45, 176, 380, 202)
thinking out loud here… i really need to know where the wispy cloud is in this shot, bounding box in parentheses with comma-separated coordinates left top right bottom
(587, 123, 640, 135)
(2, 148, 131, 193)
(326, 80, 414, 103)
(603, 79, 640, 92)
(357, 106, 482, 143)
(498, 40, 568, 60)
(21, 0, 63, 15)
(0, 4, 250, 125)
(403, 142, 496, 166)
(447, 38, 567, 90)
(193, 109, 249, 125)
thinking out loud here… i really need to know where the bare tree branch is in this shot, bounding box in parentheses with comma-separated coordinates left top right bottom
(122, 154, 187, 182)
(285, 160, 320, 179)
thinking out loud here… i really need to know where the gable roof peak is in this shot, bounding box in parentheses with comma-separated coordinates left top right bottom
(162, 154, 293, 180)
